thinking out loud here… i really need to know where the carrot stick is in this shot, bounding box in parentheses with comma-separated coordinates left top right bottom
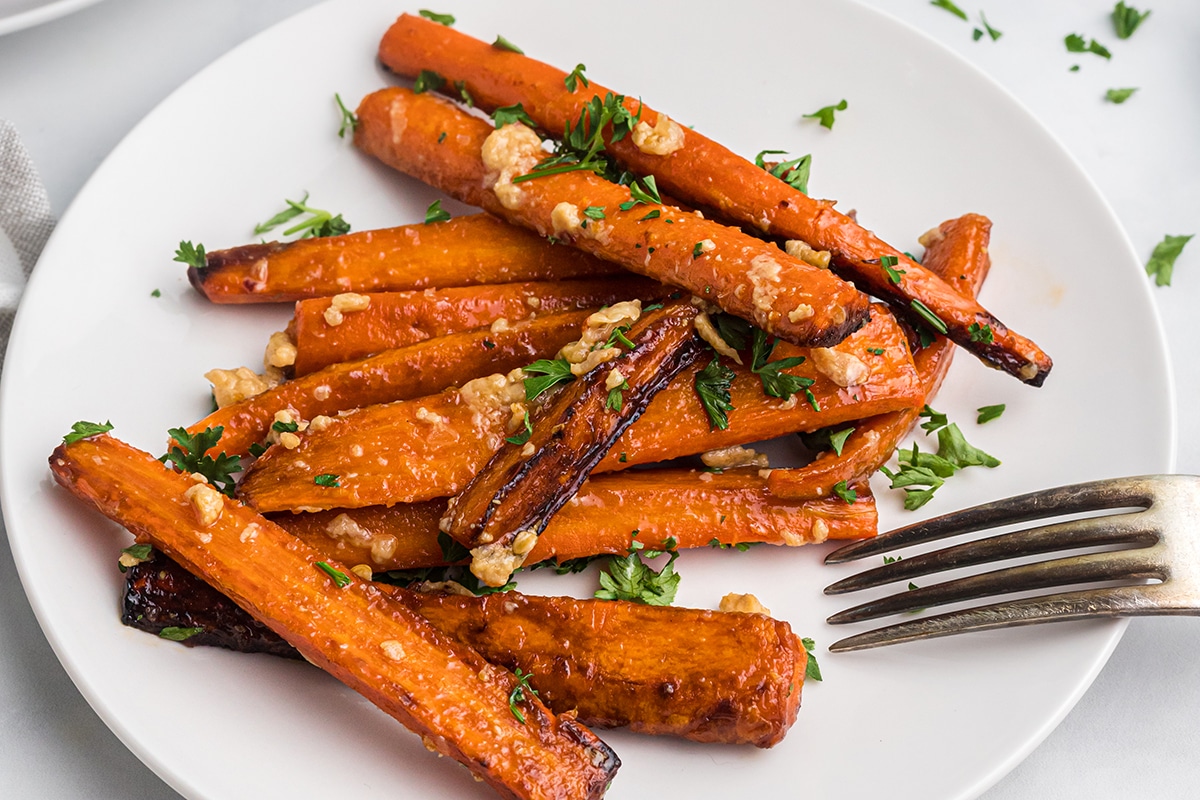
(354, 87, 871, 349)
(236, 304, 921, 513)
(377, 13, 1052, 386)
(189, 309, 595, 458)
(190, 213, 619, 303)
(50, 435, 619, 799)
(767, 214, 993, 499)
(292, 277, 663, 375)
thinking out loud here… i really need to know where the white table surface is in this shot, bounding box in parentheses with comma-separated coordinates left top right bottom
(1, 1, 1196, 797)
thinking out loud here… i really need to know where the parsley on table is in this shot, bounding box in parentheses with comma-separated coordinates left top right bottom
(334, 93, 358, 138)
(418, 9, 454, 26)
(492, 103, 537, 129)
(929, 0, 967, 20)
(977, 404, 1006, 424)
(424, 199, 452, 224)
(1105, 87, 1138, 104)
(315, 561, 351, 587)
(505, 413, 533, 445)
(1065, 34, 1112, 59)
(63, 420, 114, 444)
(881, 419, 1001, 510)
(150, 288, 161, 298)
(694, 356, 735, 431)
(803, 99, 848, 130)
(595, 535, 681, 606)
(493, 35, 524, 54)
(968, 322, 994, 343)
(750, 328, 815, 405)
(314, 473, 341, 487)
(754, 149, 812, 194)
(918, 404, 949, 433)
(564, 63, 589, 92)
(1112, 2, 1150, 39)
(801, 637, 823, 681)
(833, 480, 857, 504)
(413, 69, 445, 94)
(162, 426, 241, 496)
(159, 626, 204, 641)
(1145, 234, 1194, 286)
(975, 12, 1002, 41)
(508, 668, 538, 723)
(254, 192, 350, 239)
(173, 241, 206, 269)
(523, 358, 575, 400)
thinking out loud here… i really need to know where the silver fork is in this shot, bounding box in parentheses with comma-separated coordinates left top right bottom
(822, 475, 1200, 652)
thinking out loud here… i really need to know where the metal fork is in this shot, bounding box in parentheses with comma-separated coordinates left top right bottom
(822, 475, 1200, 652)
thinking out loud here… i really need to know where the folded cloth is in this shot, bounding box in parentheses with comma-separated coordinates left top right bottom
(0, 120, 55, 372)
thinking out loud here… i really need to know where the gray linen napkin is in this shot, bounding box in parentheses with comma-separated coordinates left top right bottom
(0, 120, 55, 371)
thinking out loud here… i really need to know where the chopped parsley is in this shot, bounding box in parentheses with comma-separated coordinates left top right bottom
(801, 637, 823, 681)
(803, 99, 848, 130)
(454, 80, 474, 107)
(754, 149, 812, 194)
(595, 534, 680, 606)
(604, 324, 636, 350)
(1145, 234, 1194, 286)
(583, 205, 606, 220)
(150, 288, 161, 298)
(315, 561, 351, 587)
(63, 420, 114, 444)
(314, 473, 341, 487)
(508, 668, 538, 724)
(424, 199, 452, 224)
(975, 12, 1002, 41)
(334, 93, 358, 138)
(523, 358, 576, 400)
(437, 131, 447, 143)
(512, 92, 641, 185)
(254, 192, 349, 239)
(564, 63, 589, 92)
(968, 322, 994, 343)
(880, 255, 905, 284)
(828, 427, 855, 456)
(833, 480, 857, 504)
(640, 209, 661, 221)
(159, 626, 204, 641)
(117, 543, 153, 573)
(709, 538, 754, 552)
(918, 404, 948, 433)
(173, 240, 206, 269)
(692, 241, 705, 258)
(418, 9, 455, 26)
(618, 175, 662, 210)
(505, 413, 533, 445)
(271, 419, 299, 434)
(161, 427, 241, 496)
(867, 347, 885, 355)
(929, 0, 967, 20)
(910, 299, 948, 335)
(1106, 87, 1138, 104)
(483, 339, 496, 350)
(412, 69, 445, 94)
(750, 328, 815, 405)
(977, 404, 1006, 424)
(694, 356, 735, 431)
(492, 34, 524, 54)
(1112, 2, 1150, 39)
(492, 102, 537, 128)
(1065, 34, 1112, 59)
(606, 379, 630, 412)
(881, 412, 1001, 510)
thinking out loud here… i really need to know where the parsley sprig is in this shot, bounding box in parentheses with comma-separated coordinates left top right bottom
(254, 192, 350, 239)
(880, 407, 1001, 509)
(334, 93, 358, 138)
(63, 420, 114, 444)
(161, 426, 242, 497)
(508, 668, 538, 724)
(694, 356, 735, 431)
(1112, 2, 1150, 39)
(173, 241, 206, 269)
(511, 92, 642, 185)
(754, 149, 812, 194)
(523, 358, 575, 400)
(564, 63, 589, 93)
(750, 329, 816, 408)
(595, 534, 680, 606)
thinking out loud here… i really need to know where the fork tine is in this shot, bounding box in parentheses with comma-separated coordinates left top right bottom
(824, 513, 1157, 595)
(824, 476, 1155, 565)
(827, 547, 1166, 624)
(828, 583, 1169, 652)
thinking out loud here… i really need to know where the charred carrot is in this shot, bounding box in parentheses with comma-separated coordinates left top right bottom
(190, 309, 595, 457)
(377, 14, 1052, 386)
(292, 277, 663, 375)
(50, 435, 619, 799)
(190, 213, 619, 303)
(237, 305, 921, 513)
(354, 87, 870, 349)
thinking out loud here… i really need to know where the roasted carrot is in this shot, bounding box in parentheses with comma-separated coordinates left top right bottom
(50, 435, 619, 800)
(445, 301, 704, 584)
(292, 277, 663, 375)
(768, 214, 994, 499)
(354, 87, 870, 349)
(237, 305, 921, 513)
(190, 213, 619, 303)
(122, 555, 807, 747)
(377, 13, 1052, 386)
(189, 309, 595, 457)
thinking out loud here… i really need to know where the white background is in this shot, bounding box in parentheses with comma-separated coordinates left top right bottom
(0, 1, 1195, 797)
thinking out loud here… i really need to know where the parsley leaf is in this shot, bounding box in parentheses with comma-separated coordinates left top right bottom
(881, 254, 905, 284)
(424, 199, 452, 224)
(755, 150, 813, 194)
(334, 93, 358, 138)
(595, 536, 681, 606)
(418, 9, 454, 26)
(978, 11, 1002, 41)
(1145, 234, 1194, 286)
(1106, 87, 1138, 104)
(173, 241, 206, 269)
(271, 419, 299, 434)
(929, 0, 968, 20)
(523, 358, 575, 400)
(694, 356, 735, 431)
(513, 92, 641, 185)
(505, 413, 533, 445)
(583, 205, 606, 220)
(118, 543, 153, 574)
(712, 313, 752, 351)
(918, 404, 949, 434)
(968, 322, 994, 343)
(150, 288, 161, 298)
(492, 103, 537, 128)
(750, 328, 813, 401)
(254, 193, 350, 239)
(316, 561, 351, 587)
(508, 668, 538, 723)
(413, 69, 445, 94)
(829, 427, 855, 456)
(564, 63, 589, 92)
(493, 35, 524, 54)
(606, 379, 630, 412)
(977, 404, 1006, 424)
(1112, 2, 1150, 39)
(709, 538, 755, 552)
(1065, 34, 1112, 59)
(159, 626, 204, 641)
(882, 415, 1000, 509)
(801, 637, 823, 681)
(314, 473, 341, 487)
(833, 480, 857, 504)
(803, 99, 848, 130)
(640, 209, 661, 221)
(617, 175, 662, 210)
(63, 420, 114, 444)
(162, 427, 241, 497)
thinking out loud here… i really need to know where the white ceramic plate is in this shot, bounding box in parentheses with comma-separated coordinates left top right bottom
(0, 1, 1174, 798)
(0, 0, 101, 36)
